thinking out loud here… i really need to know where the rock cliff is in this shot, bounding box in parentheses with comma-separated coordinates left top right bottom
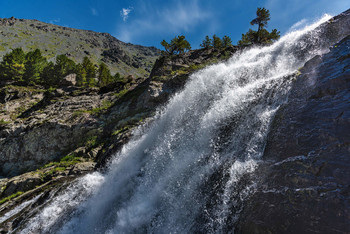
(236, 12, 350, 233)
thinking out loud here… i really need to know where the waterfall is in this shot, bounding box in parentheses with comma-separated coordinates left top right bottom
(20, 15, 331, 233)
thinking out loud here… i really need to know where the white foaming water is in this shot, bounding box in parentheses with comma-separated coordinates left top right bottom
(0, 195, 41, 224)
(20, 15, 331, 233)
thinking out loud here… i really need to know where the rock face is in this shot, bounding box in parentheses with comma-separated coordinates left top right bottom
(236, 35, 350, 233)
(61, 73, 77, 86)
(0, 45, 236, 177)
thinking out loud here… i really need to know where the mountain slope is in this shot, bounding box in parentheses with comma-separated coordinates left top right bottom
(0, 17, 160, 77)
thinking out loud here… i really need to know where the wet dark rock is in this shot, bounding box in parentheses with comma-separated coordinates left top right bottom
(236, 30, 350, 234)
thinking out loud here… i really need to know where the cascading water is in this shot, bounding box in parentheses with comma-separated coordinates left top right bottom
(18, 15, 332, 233)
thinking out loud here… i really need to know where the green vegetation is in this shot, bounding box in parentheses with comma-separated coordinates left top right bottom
(0, 48, 121, 89)
(161, 35, 191, 55)
(200, 35, 232, 49)
(98, 62, 114, 87)
(41, 153, 83, 170)
(0, 119, 11, 126)
(84, 135, 98, 149)
(0, 191, 24, 205)
(112, 125, 131, 136)
(73, 99, 113, 118)
(238, 7, 280, 46)
(0, 48, 26, 82)
(114, 89, 129, 99)
(24, 49, 48, 84)
(222, 36, 233, 48)
(76, 57, 97, 87)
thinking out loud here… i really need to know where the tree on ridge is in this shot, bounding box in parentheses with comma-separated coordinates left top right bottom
(238, 7, 280, 46)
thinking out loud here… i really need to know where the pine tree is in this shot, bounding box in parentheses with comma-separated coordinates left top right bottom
(41, 62, 56, 87)
(113, 72, 121, 82)
(200, 35, 212, 49)
(250, 7, 270, 43)
(0, 48, 26, 82)
(81, 57, 96, 87)
(212, 34, 223, 49)
(98, 62, 113, 87)
(238, 7, 280, 46)
(24, 49, 47, 84)
(238, 29, 257, 46)
(161, 35, 191, 55)
(222, 35, 232, 48)
(75, 63, 87, 87)
(54, 54, 76, 79)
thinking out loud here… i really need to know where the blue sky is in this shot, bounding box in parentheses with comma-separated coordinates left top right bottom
(0, 0, 349, 49)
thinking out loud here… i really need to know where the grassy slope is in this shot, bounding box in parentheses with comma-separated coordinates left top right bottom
(0, 17, 160, 77)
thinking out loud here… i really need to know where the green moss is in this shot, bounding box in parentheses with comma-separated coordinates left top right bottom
(90, 100, 113, 115)
(114, 89, 128, 99)
(40, 153, 83, 170)
(0, 44, 6, 51)
(0, 191, 24, 205)
(85, 135, 98, 149)
(15, 105, 28, 114)
(220, 50, 232, 60)
(112, 125, 131, 136)
(0, 119, 10, 126)
(53, 167, 66, 172)
(72, 109, 87, 118)
(41, 167, 66, 178)
(60, 154, 78, 162)
(152, 76, 168, 82)
(5, 85, 44, 94)
(73, 100, 113, 118)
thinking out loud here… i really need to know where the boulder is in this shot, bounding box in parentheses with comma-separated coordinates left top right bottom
(61, 73, 77, 86)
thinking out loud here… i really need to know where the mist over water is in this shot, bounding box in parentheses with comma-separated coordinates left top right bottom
(20, 15, 331, 233)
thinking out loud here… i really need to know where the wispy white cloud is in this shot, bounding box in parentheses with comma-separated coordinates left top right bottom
(287, 19, 308, 32)
(120, 7, 133, 22)
(116, 0, 213, 43)
(49, 18, 60, 24)
(91, 8, 98, 16)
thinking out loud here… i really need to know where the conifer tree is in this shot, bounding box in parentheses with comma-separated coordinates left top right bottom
(24, 49, 47, 84)
(0, 48, 26, 82)
(75, 63, 87, 87)
(238, 7, 280, 46)
(200, 35, 212, 49)
(250, 7, 270, 42)
(54, 54, 76, 79)
(82, 57, 96, 87)
(212, 34, 223, 49)
(98, 62, 113, 87)
(41, 61, 56, 87)
(113, 72, 121, 82)
(161, 35, 191, 55)
(222, 35, 232, 48)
